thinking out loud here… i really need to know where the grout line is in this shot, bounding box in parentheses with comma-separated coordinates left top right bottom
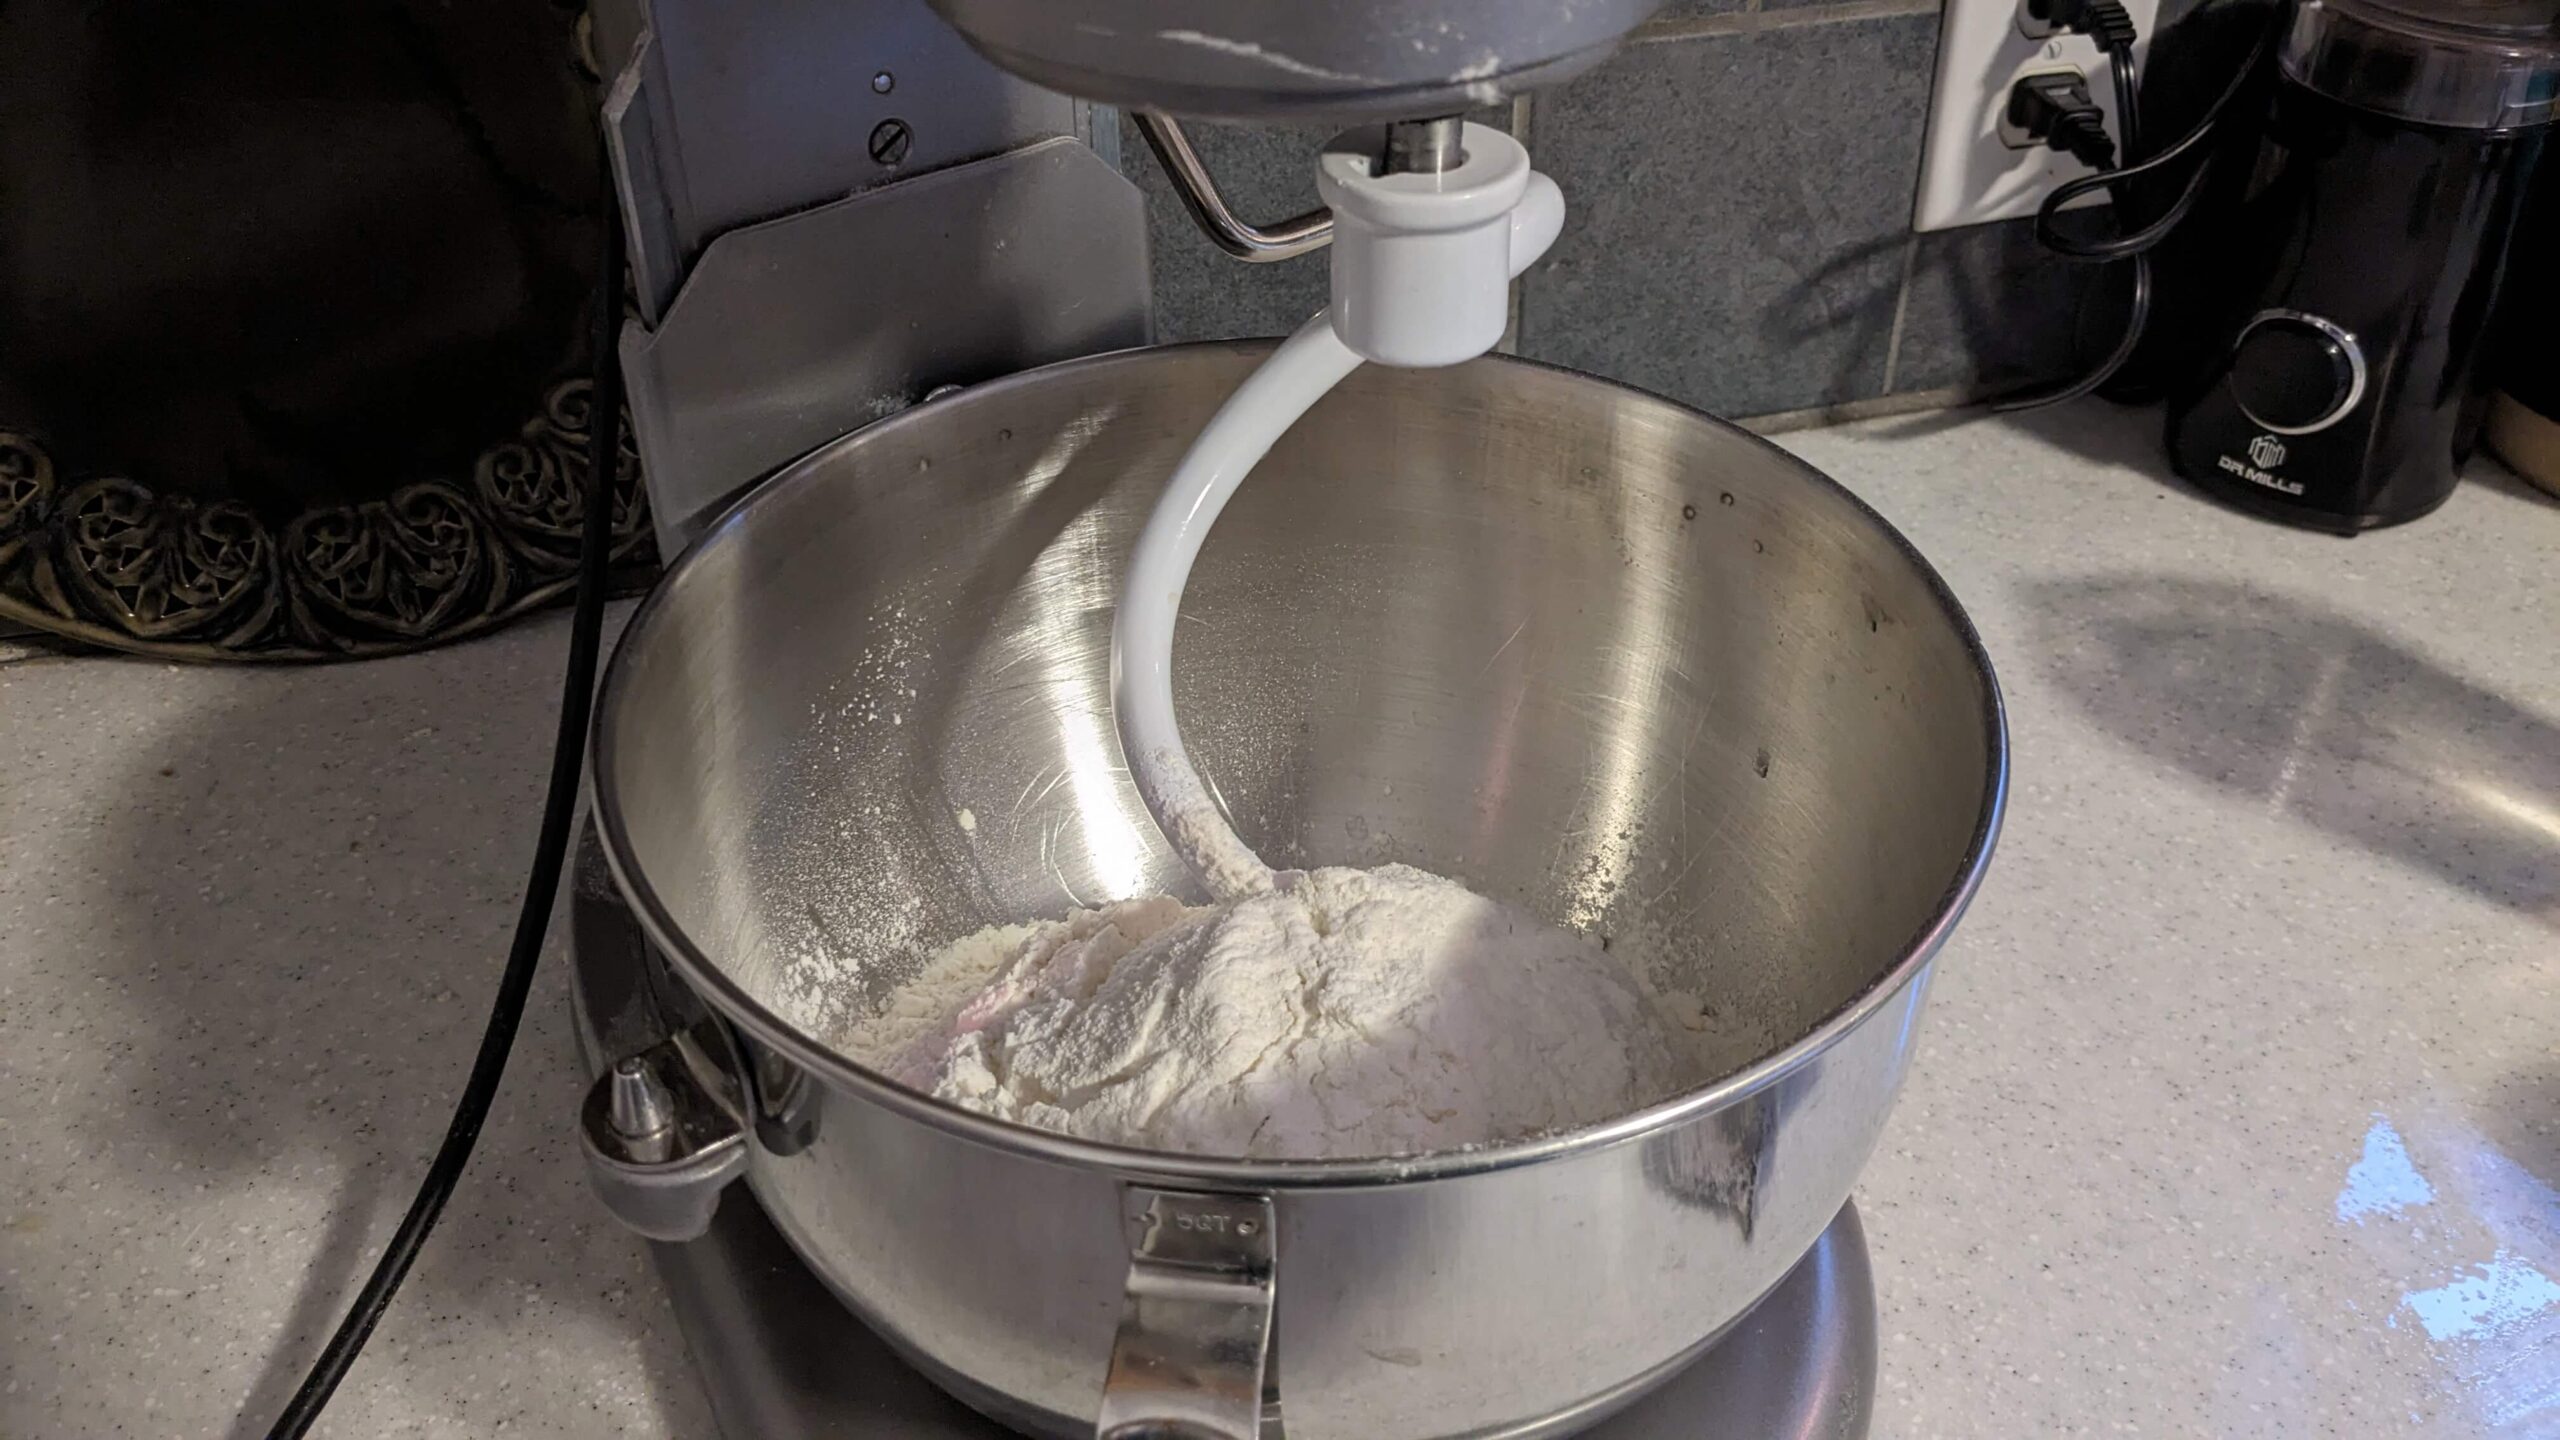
(1498, 278, 1525, 357)
(1878, 234, 1922, 393)
(1498, 93, 1536, 357)
(1637, 0, 1940, 44)
(1740, 383, 1986, 434)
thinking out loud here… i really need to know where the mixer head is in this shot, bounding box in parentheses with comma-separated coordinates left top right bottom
(930, 1, 1651, 276)
(923, 0, 1670, 121)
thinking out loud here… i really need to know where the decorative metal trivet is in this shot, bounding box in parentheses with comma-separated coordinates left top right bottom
(0, 1, 654, 661)
(0, 385, 651, 661)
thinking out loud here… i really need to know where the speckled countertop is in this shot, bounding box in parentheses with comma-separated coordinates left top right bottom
(4, 401, 2556, 1439)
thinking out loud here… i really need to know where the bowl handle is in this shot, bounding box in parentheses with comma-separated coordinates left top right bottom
(1096, 1187, 1279, 1440)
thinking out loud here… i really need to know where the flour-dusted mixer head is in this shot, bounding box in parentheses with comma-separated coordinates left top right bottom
(925, 0, 1669, 120)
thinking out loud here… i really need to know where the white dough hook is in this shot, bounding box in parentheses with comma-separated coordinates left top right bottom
(1112, 121, 1566, 899)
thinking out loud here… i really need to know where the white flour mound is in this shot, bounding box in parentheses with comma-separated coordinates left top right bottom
(829, 863, 1696, 1159)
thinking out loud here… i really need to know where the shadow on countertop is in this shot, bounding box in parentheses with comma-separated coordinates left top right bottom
(2025, 574, 2560, 923)
(34, 615, 713, 1439)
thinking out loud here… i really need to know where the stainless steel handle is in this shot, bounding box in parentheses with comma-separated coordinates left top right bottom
(579, 1021, 749, 1242)
(1131, 113, 1332, 263)
(1095, 1188, 1279, 1440)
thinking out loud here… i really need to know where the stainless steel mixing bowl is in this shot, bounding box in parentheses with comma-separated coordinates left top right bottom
(585, 344, 2006, 1439)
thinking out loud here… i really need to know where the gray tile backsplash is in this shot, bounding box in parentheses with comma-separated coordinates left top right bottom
(1112, 1, 2098, 420)
(1517, 13, 1937, 418)
(1891, 216, 2111, 396)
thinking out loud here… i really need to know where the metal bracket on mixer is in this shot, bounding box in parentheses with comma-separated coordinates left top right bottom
(1131, 114, 1333, 263)
(1097, 1188, 1279, 1440)
(579, 1020, 750, 1243)
(719, 1020, 823, 1158)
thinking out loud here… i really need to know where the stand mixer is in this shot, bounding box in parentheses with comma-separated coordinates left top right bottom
(591, 0, 1648, 555)
(568, 3, 2008, 1435)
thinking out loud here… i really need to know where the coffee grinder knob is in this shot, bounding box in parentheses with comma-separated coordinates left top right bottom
(2228, 310, 2369, 435)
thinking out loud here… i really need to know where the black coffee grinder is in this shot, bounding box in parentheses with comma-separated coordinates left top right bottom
(2166, 0, 2560, 532)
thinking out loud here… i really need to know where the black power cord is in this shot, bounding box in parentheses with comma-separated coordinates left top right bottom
(2010, 71, 2119, 171)
(1986, 7, 2150, 409)
(259, 157, 627, 1440)
(1993, 0, 2280, 412)
(2032, 4, 2282, 264)
(2025, 0, 2138, 51)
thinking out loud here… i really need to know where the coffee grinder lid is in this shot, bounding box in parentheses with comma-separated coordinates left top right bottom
(2285, 0, 2560, 129)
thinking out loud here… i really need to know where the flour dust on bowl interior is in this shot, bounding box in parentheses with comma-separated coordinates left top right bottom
(588, 343, 2006, 1439)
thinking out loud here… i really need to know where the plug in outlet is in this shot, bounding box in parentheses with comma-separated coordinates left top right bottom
(1913, 0, 2158, 232)
(2015, 0, 2072, 38)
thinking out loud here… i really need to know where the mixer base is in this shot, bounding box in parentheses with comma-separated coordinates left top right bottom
(566, 827, 1878, 1439)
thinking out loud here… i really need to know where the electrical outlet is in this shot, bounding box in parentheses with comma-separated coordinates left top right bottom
(1913, 0, 2160, 232)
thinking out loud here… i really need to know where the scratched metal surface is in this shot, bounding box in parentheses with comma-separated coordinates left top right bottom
(596, 341, 1996, 1087)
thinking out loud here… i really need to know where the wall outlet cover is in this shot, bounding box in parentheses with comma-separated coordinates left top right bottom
(1914, 0, 2160, 233)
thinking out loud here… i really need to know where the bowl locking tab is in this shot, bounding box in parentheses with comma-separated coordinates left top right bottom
(1098, 1187, 1280, 1440)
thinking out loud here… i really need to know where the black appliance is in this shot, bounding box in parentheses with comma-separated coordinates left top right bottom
(2166, 0, 2560, 532)
(2487, 151, 2559, 488)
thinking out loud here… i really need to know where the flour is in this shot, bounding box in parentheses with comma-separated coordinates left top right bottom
(1137, 746, 1276, 900)
(828, 863, 1698, 1159)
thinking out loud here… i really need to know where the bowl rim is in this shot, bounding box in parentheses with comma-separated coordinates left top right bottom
(590, 340, 2011, 1190)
